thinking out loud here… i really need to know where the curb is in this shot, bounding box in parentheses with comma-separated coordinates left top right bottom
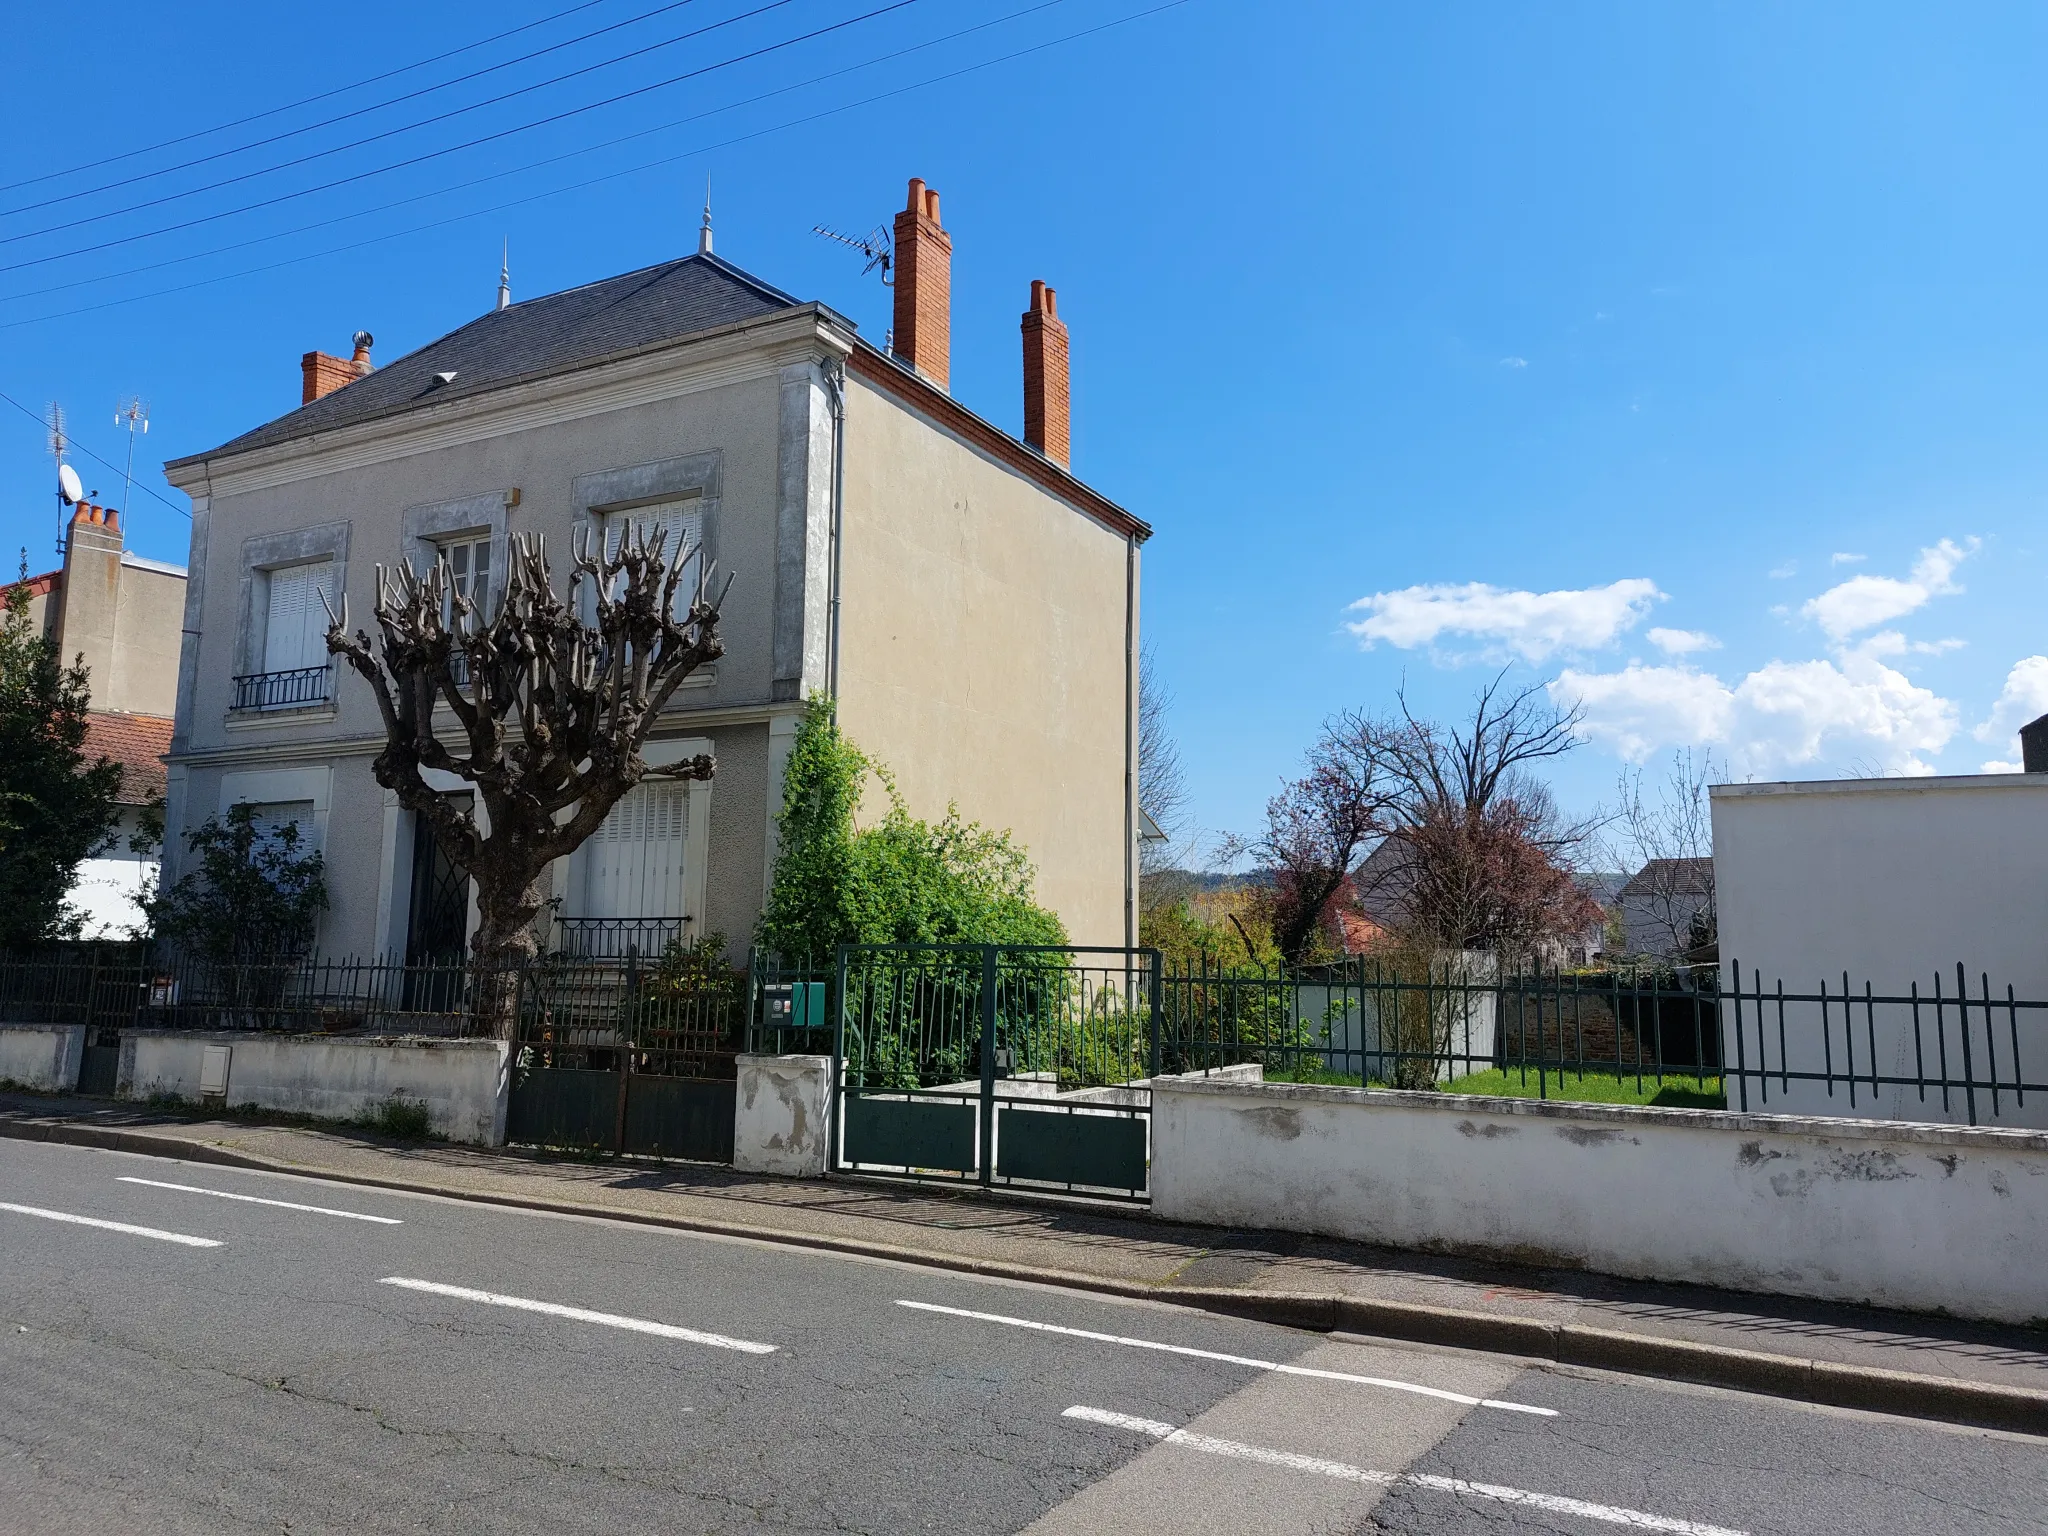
(6, 1113, 2045, 1437)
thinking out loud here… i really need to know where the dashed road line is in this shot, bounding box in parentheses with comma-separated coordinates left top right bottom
(897, 1299, 1557, 1415)
(0, 1200, 221, 1248)
(378, 1277, 777, 1354)
(118, 1177, 403, 1224)
(1063, 1407, 1748, 1535)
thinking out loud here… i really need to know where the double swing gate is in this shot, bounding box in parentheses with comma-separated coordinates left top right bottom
(506, 960, 738, 1161)
(832, 945, 1162, 1201)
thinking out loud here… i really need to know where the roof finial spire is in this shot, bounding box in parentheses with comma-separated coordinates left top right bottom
(698, 175, 713, 256)
(496, 238, 511, 310)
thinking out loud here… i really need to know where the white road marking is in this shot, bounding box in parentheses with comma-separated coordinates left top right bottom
(378, 1278, 777, 1355)
(0, 1201, 221, 1248)
(897, 1299, 1557, 1416)
(117, 1177, 403, 1224)
(1064, 1407, 1748, 1536)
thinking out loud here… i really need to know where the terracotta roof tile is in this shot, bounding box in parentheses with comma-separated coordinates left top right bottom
(81, 711, 173, 804)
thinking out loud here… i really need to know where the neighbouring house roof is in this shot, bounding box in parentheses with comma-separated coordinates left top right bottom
(1619, 857, 1714, 898)
(82, 711, 173, 805)
(181, 254, 803, 461)
(1575, 870, 1630, 908)
(17, 568, 58, 598)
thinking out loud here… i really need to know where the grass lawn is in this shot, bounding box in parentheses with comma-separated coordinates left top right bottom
(1441, 1067, 1726, 1110)
(1260, 1062, 1726, 1109)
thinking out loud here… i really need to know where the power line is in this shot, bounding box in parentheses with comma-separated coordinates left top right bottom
(0, 0, 612, 198)
(0, 0, 1193, 339)
(0, 0, 1071, 312)
(0, 0, 801, 247)
(0, 0, 917, 277)
(3, 0, 713, 220)
(0, 385, 188, 518)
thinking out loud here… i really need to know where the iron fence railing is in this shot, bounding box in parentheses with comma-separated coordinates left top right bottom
(550, 916, 690, 959)
(230, 664, 333, 711)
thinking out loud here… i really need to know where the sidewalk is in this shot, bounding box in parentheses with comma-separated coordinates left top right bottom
(3, 1089, 2044, 1434)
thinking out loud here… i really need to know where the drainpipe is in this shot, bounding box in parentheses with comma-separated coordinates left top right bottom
(1124, 534, 1137, 954)
(823, 358, 847, 715)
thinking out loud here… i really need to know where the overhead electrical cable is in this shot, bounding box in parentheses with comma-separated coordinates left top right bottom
(0, 0, 803, 244)
(0, 0, 1072, 310)
(0, 0, 920, 274)
(0, 385, 188, 517)
(3, 0, 720, 219)
(0, 0, 613, 198)
(0, 0, 1194, 336)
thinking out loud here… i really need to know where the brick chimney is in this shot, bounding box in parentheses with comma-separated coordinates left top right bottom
(1021, 279, 1070, 467)
(300, 330, 374, 404)
(892, 178, 952, 391)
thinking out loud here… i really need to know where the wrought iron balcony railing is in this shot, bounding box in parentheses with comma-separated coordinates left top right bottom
(230, 664, 333, 712)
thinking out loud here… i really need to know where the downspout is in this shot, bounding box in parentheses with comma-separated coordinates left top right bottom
(823, 357, 847, 715)
(1124, 533, 1137, 953)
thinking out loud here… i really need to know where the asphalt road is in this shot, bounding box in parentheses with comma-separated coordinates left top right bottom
(1, 1138, 2041, 1535)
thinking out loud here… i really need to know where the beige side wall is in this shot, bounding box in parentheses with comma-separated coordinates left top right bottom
(835, 376, 1134, 947)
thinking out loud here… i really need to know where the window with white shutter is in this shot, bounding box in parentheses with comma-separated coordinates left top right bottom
(578, 779, 690, 923)
(246, 800, 318, 860)
(602, 499, 702, 613)
(262, 561, 336, 673)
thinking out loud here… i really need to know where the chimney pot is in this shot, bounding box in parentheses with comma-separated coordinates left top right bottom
(891, 176, 953, 392)
(1021, 278, 1071, 468)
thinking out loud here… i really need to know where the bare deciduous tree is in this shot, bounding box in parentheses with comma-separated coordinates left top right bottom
(1232, 740, 1391, 966)
(325, 526, 727, 1034)
(1336, 674, 1600, 959)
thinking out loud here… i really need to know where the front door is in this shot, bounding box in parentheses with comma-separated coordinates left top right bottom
(405, 800, 471, 965)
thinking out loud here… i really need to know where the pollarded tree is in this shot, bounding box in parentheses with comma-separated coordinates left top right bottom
(324, 526, 727, 1035)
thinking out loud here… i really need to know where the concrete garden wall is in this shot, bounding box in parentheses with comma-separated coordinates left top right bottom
(1152, 1074, 2048, 1324)
(0, 1024, 85, 1093)
(118, 1032, 510, 1145)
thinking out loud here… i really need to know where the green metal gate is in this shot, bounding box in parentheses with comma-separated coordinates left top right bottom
(831, 945, 1161, 1201)
(506, 958, 737, 1162)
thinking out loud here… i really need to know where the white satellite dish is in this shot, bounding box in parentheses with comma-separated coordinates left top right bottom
(57, 463, 83, 505)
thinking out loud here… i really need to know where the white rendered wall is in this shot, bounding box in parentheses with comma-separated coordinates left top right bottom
(1152, 1075, 2048, 1324)
(1712, 774, 2048, 1127)
(118, 1032, 510, 1144)
(732, 1054, 831, 1178)
(0, 1025, 85, 1092)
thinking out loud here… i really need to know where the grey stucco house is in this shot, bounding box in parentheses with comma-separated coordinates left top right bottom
(162, 182, 1148, 962)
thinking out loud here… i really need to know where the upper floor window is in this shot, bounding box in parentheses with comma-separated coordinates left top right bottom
(234, 560, 336, 710)
(602, 498, 701, 614)
(438, 533, 491, 616)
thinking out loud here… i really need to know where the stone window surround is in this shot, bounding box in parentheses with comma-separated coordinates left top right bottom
(571, 450, 721, 639)
(401, 490, 515, 604)
(219, 766, 333, 856)
(233, 522, 350, 682)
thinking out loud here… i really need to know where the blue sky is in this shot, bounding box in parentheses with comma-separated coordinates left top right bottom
(5, 1, 2048, 860)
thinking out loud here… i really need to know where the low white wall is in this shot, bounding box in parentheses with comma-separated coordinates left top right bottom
(1152, 1075, 2048, 1324)
(118, 1032, 510, 1145)
(733, 1054, 831, 1177)
(0, 1024, 84, 1093)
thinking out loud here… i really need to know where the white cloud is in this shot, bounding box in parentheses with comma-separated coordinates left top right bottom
(1346, 578, 1662, 663)
(1983, 759, 2023, 774)
(1800, 537, 1978, 641)
(1499, 356, 1528, 368)
(1974, 656, 2048, 757)
(1829, 551, 1866, 566)
(1647, 627, 1720, 656)
(1554, 651, 1957, 776)
(1768, 561, 1798, 580)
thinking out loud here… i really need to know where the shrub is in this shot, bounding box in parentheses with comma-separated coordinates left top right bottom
(148, 804, 328, 967)
(361, 1096, 433, 1139)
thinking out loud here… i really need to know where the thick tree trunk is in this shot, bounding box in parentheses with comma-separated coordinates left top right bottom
(471, 871, 549, 1041)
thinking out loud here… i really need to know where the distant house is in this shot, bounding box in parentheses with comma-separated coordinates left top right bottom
(1616, 857, 1715, 962)
(25, 499, 186, 937)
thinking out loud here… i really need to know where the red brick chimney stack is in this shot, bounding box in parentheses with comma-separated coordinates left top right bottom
(1021, 279, 1071, 468)
(300, 332, 374, 405)
(892, 178, 952, 392)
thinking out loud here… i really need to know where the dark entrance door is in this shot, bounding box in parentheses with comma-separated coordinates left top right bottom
(405, 800, 471, 1011)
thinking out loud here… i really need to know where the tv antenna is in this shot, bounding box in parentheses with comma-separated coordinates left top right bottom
(812, 223, 892, 285)
(115, 396, 149, 515)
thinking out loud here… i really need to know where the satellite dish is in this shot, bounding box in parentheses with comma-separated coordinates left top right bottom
(57, 463, 83, 505)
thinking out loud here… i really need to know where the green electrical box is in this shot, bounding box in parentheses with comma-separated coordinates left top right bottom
(766, 981, 827, 1031)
